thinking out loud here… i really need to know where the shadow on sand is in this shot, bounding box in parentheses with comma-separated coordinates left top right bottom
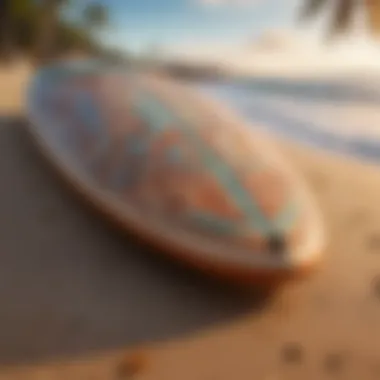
(0, 115, 269, 366)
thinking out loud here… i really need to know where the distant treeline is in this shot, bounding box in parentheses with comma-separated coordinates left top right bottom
(0, 0, 129, 64)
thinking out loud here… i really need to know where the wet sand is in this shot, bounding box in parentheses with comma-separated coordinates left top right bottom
(1, 64, 380, 379)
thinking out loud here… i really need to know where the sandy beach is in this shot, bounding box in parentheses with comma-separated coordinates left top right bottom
(1, 63, 380, 379)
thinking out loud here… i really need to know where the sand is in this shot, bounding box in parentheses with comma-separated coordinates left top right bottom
(1, 63, 380, 379)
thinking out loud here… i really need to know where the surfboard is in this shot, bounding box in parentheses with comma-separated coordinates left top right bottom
(25, 60, 325, 286)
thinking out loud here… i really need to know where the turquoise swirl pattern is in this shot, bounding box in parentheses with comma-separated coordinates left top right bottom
(30, 60, 303, 251)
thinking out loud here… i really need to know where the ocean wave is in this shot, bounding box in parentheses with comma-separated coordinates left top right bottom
(195, 77, 380, 164)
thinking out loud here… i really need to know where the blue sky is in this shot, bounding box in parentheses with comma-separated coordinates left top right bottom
(69, 0, 327, 54)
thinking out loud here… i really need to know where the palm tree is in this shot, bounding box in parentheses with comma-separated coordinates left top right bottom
(83, 3, 108, 30)
(365, 0, 380, 36)
(81, 2, 109, 59)
(300, 0, 380, 37)
(34, 1, 110, 64)
(0, 0, 35, 63)
(37, 0, 75, 64)
(35, 0, 68, 65)
(299, 0, 356, 37)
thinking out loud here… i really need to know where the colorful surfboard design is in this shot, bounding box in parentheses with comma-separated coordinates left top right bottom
(26, 60, 325, 285)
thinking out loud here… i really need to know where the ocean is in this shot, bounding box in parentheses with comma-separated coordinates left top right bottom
(195, 76, 380, 164)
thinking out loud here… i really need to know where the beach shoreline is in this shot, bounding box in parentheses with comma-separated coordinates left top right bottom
(1, 64, 380, 379)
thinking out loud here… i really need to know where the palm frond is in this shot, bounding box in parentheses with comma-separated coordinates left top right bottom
(365, 0, 380, 36)
(298, 0, 330, 21)
(329, 0, 355, 35)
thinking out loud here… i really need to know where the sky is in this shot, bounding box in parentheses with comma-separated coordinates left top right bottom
(82, 0, 320, 53)
(67, 0, 380, 74)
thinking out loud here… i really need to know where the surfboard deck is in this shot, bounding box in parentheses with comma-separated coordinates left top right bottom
(25, 60, 325, 286)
